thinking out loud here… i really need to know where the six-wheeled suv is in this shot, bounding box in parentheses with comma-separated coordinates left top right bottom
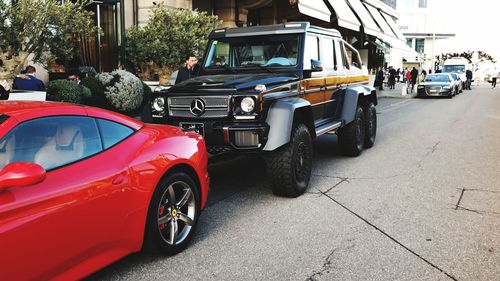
(151, 22, 377, 197)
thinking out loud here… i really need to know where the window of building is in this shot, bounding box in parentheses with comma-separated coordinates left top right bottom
(401, 0, 413, 9)
(418, 0, 427, 8)
(406, 38, 413, 48)
(415, 38, 425, 53)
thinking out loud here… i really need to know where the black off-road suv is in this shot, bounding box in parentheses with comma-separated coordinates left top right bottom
(151, 22, 377, 197)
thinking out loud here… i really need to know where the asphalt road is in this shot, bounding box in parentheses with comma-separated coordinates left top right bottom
(87, 84, 500, 281)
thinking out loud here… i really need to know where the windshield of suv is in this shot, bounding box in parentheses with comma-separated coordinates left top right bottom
(204, 34, 300, 69)
(425, 74, 450, 82)
(442, 65, 465, 73)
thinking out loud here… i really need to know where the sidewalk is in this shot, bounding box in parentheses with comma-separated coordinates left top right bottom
(377, 81, 416, 99)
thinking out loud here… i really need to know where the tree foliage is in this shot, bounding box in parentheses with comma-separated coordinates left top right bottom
(0, 0, 95, 71)
(126, 5, 219, 80)
(435, 50, 496, 64)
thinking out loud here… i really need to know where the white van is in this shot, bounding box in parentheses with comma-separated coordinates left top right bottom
(442, 57, 470, 86)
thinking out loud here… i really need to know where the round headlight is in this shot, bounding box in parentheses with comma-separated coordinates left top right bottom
(153, 97, 165, 112)
(240, 97, 255, 113)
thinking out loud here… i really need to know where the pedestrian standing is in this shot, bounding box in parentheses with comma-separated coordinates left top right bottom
(388, 67, 396, 89)
(465, 69, 473, 90)
(12, 65, 45, 91)
(175, 54, 198, 84)
(410, 67, 419, 91)
(0, 79, 10, 100)
(376, 68, 384, 91)
(396, 68, 401, 83)
(492, 73, 497, 89)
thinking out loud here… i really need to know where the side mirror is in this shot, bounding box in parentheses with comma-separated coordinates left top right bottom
(0, 162, 46, 192)
(310, 59, 323, 72)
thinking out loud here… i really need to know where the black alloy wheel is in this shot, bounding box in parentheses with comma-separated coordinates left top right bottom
(338, 105, 365, 156)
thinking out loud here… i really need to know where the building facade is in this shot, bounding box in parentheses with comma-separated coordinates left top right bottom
(396, 0, 455, 71)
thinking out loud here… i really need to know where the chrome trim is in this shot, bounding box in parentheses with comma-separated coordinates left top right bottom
(168, 95, 231, 118)
(316, 121, 342, 136)
(234, 116, 256, 120)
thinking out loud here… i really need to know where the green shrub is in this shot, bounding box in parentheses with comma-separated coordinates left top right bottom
(125, 6, 219, 79)
(46, 79, 91, 104)
(97, 70, 144, 113)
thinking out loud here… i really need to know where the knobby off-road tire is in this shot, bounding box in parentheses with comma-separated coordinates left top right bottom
(363, 102, 377, 148)
(338, 105, 365, 156)
(267, 124, 313, 198)
(144, 172, 200, 255)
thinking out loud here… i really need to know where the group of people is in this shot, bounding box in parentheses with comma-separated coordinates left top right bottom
(0, 66, 83, 100)
(374, 67, 422, 91)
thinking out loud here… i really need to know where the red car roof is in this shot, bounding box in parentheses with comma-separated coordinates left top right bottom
(0, 101, 144, 130)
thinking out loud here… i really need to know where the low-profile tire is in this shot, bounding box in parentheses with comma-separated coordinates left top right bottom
(363, 103, 377, 148)
(338, 105, 365, 156)
(267, 123, 312, 197)
(144, 172, 200, 255)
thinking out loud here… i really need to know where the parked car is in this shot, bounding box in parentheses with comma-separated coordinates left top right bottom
(151, 22, 377, 197)
(0, 101, 209, 280)
(447, 72, 463, 94)
(417, 73, 456, 98)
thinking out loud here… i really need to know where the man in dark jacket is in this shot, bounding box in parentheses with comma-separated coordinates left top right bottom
(466, 69, 473, 90)
(175, 54, 198, 84)
(410, 67, 419, 91)
(13, 65, 45, 91)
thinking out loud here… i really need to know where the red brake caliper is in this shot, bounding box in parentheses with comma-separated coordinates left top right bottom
(159, 205, 166, 230)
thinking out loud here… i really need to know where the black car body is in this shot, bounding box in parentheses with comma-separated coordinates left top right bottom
(417, 73, 455, 97)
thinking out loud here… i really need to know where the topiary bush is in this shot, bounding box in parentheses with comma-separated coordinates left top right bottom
(81, 76, 111, 109)
(96, 70, 144, 113)
(46, 79, 91, 104)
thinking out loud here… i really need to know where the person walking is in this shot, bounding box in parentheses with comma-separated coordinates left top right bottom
(492, 74, 497, 89)
(388, 67, 396, 89)
(410, 67, 419, 92)
(396, 68, 401, 83)
(175, 54, 198, 84)
(13, 65, 45, 91)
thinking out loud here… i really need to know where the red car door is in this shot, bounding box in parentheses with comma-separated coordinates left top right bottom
(0, 116, 144, 280)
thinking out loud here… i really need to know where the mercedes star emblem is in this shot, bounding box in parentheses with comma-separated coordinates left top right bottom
(190, 98, 206, 116)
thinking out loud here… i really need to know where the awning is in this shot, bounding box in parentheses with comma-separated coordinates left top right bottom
(325, 0, 361, 31)
(298, 0, 331, 22)
(364, 4, 397, 38)
(385, 36, 419, 56)
(345, 0, 382, 37)
(380, 12, 406, 40)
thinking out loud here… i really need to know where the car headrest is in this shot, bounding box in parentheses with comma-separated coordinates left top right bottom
(55, 125, 81, 151)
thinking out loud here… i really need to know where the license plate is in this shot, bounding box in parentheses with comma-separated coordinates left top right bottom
(179, 122, 204, 136)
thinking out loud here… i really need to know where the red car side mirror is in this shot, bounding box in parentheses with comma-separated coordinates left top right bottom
(0, 162, 46, 192)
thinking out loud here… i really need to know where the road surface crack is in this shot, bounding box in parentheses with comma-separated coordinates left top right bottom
(319, 191, 458, 281)
(305, 249, 336, 281)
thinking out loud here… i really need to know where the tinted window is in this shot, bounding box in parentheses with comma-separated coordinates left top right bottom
(0, 116, 102, 171)
(304, 34, 319, 69)
(204, 34, 300, 68)
(425, 75, 450, 82)
(321, 38, 334, 69)
(97, 119, 134, 149)
(344, 42, 362, 69)
(339, 42, 350, 69)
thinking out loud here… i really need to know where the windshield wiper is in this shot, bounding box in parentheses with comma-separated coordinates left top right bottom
(241, 63, 275, 73)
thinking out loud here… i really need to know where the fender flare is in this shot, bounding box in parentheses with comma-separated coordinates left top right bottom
(341, 85, 377, 124)
(262, 98, 312, 151)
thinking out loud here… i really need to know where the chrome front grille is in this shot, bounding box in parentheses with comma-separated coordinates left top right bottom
(168, 96, 230, 118)
(426, 86, 442, 95)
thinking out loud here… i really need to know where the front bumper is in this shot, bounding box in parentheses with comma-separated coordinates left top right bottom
(167, 119, 270, 153)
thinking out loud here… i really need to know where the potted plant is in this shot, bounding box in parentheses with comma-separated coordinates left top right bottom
(125, 5, 219, 84)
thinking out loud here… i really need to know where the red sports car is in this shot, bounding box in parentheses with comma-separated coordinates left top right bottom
(0, 101, 209, 280)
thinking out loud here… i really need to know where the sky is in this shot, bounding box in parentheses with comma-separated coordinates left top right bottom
(419, 0, 500, 61)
